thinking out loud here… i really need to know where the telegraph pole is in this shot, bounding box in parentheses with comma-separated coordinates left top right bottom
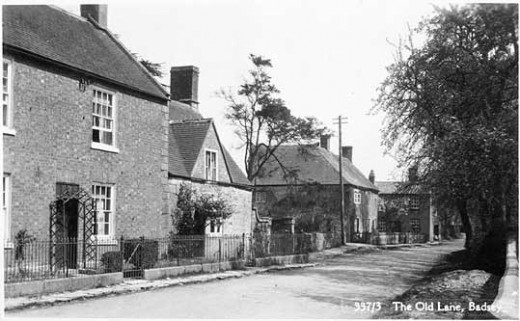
(333, 115, 348, 245)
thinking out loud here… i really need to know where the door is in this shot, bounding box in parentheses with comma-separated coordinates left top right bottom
(56, 183, 79, 269)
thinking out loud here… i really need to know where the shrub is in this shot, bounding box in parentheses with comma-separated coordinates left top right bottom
(123, 238, 159, 269)
(100, 251, 122, 273)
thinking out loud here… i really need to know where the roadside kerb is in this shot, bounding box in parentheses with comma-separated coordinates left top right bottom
(491, 237, 519, 320)
(4, 263, 317, 312)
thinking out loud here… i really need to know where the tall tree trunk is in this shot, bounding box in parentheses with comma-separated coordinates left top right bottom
(456, 199, 472, 249)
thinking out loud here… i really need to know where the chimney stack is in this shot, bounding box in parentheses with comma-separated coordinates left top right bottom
(408, 166, 418, 182)
(170, 66, 199, 109)
(80, 5, 108, 29)
(342, 146, 353, 162)
(319, 135, 331, 151)
(369, 170, 375, 184)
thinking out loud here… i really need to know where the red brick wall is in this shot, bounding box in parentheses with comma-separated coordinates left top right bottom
(3, 54, 170, 240)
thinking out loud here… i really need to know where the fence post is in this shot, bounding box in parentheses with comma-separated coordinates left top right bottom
(218, 237, 222, 264)
(242, 233, 245, 260)
(120, 236, 124, 271)
(139, 236, 145, 274)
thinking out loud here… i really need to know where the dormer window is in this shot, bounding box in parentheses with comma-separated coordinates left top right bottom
(205, 149, 217, 181)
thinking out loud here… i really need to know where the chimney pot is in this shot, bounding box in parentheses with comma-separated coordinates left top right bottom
(80, 5, 108, 29)
(319, 135, 331, 151)
(170, 66, 199, 109)
(342, 146, 353, 162)
(369, 170, 375, 184)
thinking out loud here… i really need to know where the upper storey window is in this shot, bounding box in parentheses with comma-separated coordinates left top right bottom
(91, 88, 118, 153)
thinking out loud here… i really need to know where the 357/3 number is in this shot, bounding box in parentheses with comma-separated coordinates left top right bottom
(354, 302, 382, 313)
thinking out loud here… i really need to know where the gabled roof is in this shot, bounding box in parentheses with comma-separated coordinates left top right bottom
(3, 5, 168, 100)
(375, 181, 429, 195)
(168, 119, 251, 187)
(255, 144, 378, 191)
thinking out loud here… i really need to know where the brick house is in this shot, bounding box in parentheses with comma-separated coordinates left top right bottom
(167, 66, 253, 236)
(375, 168, 437, 243)
(2, 5, 171, 247)
(253, 137, 379, 243)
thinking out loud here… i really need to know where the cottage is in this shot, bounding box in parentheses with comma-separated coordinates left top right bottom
(375, 168, 437, 243)
(167, 66, 253, 236)
(253, 136, 379, 243)
(2, 5, 171, 250)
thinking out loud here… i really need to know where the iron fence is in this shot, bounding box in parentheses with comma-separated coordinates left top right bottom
(4, 237, 119, 283)
(4, 233, 318, 284)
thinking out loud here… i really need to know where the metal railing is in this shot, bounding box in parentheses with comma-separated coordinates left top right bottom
(4, 237, 119, 283)
(4, 233, 318, 283)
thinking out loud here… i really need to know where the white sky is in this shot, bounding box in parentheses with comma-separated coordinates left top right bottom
(7, 0, 486, 181)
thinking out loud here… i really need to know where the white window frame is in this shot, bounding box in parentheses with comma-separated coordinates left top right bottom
(92, 183, 116, 241)
(3, 173, 12, 246)
(206, 218, 223, 236)
(410, 196, 420, 209)
(353, 189, 361, 205)
(91, 88, 119, 153)
(2, 59, 16, 136)
(204, 149, 218, 181)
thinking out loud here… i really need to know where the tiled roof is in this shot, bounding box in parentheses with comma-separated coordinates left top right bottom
(3, 5, 168, 100)
(255, 144, 379, 191)
(168, 119, 251, 186)
(170, 120, 211, 176)
(375, 181, 429, 195)
(169, 100, 203, 121)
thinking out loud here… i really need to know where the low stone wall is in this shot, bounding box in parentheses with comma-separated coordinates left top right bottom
(143, 260, 245, 280)
(5, 272, 123, 298)
(253, 254, 308, 267)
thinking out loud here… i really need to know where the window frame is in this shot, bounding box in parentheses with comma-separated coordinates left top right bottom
(204, 149, 218, 181)
(3, 173, 12, 246)
(2, 59, 16, 136)
(378, 219, 387, 233)
(91, 87, 119, 153)
(255, 191, 266, 204)
(410, 218, 421, 233)
(207, 218, 223, 236)
(91, 183, 116, 241)
(353, 189, 361, 205)
(410, 196, 420, 210)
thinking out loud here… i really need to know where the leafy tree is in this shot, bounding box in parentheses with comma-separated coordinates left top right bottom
(172, 183, 234, 235)
(374, 4, 517, 262)
(219, 54, 328, 181)
(130, 52, 164, 77)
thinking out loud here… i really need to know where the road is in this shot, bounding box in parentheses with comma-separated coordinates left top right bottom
(7, 239, 463, 319)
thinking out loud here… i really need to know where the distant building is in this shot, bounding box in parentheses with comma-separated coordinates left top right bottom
(375, 167, 437, 243)
(252, 136, 379, 243)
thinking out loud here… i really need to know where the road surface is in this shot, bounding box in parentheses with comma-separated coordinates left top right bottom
(8, 239, 463, 319)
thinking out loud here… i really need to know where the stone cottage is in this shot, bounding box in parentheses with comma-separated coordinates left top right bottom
(375, 168, 437, 243)
(253, 137, 379, 243)
(2, 4, 171, 250)
(167, 66, 253, 236)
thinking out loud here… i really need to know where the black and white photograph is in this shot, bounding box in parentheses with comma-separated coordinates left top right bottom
(1, 0, 518, 319)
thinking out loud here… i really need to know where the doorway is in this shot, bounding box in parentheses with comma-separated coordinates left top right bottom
(56, 183, 79, 269)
